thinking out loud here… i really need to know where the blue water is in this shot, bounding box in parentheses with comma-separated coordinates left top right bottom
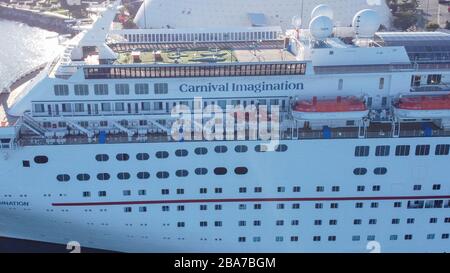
(0, 20, 111, 253)
(0, 19, 62, 90)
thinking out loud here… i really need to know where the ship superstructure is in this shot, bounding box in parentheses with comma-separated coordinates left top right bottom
(0, 1, 449, 252)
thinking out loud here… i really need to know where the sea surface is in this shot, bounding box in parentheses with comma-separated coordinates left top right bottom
(0, 19, 62, 90)
(0, 19, 112, 253)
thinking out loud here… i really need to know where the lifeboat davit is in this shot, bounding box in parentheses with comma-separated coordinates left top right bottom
(394, 95, 450, 119)
(292, 96, 368, 120)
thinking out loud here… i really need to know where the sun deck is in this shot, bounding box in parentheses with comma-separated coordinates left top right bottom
(109, 40, 296, 65)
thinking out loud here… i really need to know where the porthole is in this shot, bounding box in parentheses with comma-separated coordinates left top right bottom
(214, 167, 227, 175)
(175, 169, 189, 177)
(95, 154, 109, 162)
(374, 167, 387, 175)
(76, 173, 90, 181)
(116, 153, 129, 161)
(234, 167, 248, 175)
(156, 151, 169, 159)
(194, 147, 208, 155)
(275, 144, 288, 152)
(234, 145, 248, 153)
(175, 149, 188, 157)
(97, 173, 110, 181)
(255, 145, 268, 152)
(56, 174, 70, 182)
(34, 155, 48, 164)
(156, 171, 169, 179)
(353, 168, 367, 175)
(195, 168, 208, 175)
(137, 172, 150, 179)
(214, 145, 228, 153)
(136, 153, 149, 161)
(117, 172, 131, 180)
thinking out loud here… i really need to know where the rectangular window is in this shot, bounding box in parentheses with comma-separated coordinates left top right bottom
(101, 102, 111, 112)
(135, 83, 149, 95)
(61, 103, 72, 112)
(74, 103, 84, 112)
(115, 102, 125, 112)
(354, 146, 370, 157)
(427, 74, 441, 85)
(379, 77, 385, 89)
(415, 145, 430, 156)
(154, 83, 168, 94)
(94, 84, 108, 95)
(74, 84, 89, 96)
(33, 103, 45, 113)
(375, 145, 390, 156)
(153, 102, 163, 110)
(115, 84, 130, 95)
(123, 190, 131, 196)
(54, 85, 69, 96)
(411, 75, 421, 87)
(338, 79, 343, 90)
(141, 102, 151, 111)
(435, 144, 450, 155)
(395, 145, 410, 156)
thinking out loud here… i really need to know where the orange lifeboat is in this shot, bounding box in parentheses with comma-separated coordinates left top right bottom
(292, 96, 368, 120)
(394, 95, 450, 119)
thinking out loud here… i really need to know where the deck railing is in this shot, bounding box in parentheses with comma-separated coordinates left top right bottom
(16, 125, 450, 147)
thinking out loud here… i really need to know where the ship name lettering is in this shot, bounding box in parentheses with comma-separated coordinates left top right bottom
(0, 201, 29, 207)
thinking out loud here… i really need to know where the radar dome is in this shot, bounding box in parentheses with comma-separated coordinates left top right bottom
(352, 9, 380, 38)
(311, 4, 334, 20)
(309, 15, 333, 40)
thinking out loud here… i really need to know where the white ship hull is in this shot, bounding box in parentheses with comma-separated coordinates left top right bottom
(1, 138, 449, 253)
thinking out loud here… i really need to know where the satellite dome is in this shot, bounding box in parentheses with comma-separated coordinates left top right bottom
(311, 4, 334, 20)
(309, 15, 333, 40)
(352, 9, 380, 38)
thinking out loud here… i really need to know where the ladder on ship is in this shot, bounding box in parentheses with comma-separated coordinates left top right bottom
(21, 112, 48, 137)
(392, 117, 400, 138)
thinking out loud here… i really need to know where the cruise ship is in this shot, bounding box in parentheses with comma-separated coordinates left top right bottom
(0, 0, 449, 252)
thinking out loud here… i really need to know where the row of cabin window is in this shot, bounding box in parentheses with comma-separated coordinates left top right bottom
(53, 83, 168, 96)
(123, 31, 279, 43)
(407, 199, 450, 209)
(33, 98, 288, 114)
(115, 200, 450, 213)
(59, 167, 247, 182)
(78, 185, 384, 197)
(355, 144, 450, 157)
(96, 145, 287, 162)
(84, 63, 307, 79)
(238, 234, 449, 242)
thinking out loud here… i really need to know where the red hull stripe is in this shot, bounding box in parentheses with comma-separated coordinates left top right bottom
(52, 195, 450, 207)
